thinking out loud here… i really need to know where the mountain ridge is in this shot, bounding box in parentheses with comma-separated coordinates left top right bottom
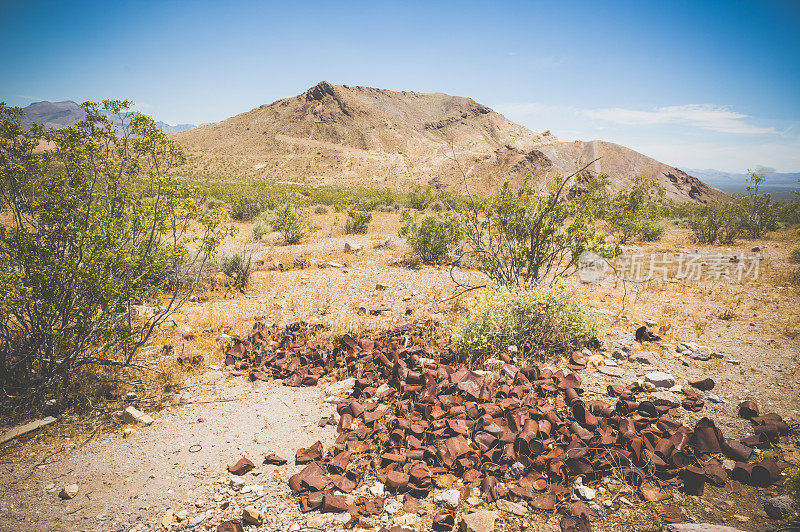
(17, 100, 196, 134)
(172, 81, 721, 202)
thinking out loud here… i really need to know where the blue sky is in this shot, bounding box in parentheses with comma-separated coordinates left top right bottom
(1, 0, 799, 172)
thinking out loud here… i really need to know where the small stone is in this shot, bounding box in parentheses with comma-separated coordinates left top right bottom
(59, 484, 79, 500)
(122, 406, 154, 426)
(122, 427, 136, 438)
(690, 349, 711, 361)
(495, 499, 527, 516)
(323, 377, 357, 397)
(459, 509, 497, 532)
(434, 489, 460, 509)
(575, 485, 595, 501)
(728, 359, 741, 365)
(645, 371, 676, 389)
(160, 508, 174, 528)
(395, 514, 419, 526)
(764, 495, 796, 519)
(385, 499, 403, 514)
(375, 283, 390, 291)
(288, 525, 301, 532)
(633, 351, 659, 365)
(175, 509, 188, 522)
(188, 513, 205, 527)
(243, 506, 262, 525)
(466, 497, 481, 506)
(369, 482, 385, 497)
(229, 476, 245, 491)
(650, 391, 681, 407)
(707, 393, 724, 403)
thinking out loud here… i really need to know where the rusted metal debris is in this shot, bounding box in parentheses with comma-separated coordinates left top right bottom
(222, 322, 792, 527)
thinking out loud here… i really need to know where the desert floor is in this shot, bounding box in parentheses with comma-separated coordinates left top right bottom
(1, 212, 798, 531)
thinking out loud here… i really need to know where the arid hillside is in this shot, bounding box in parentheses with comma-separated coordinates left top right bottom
(172, 82, 722, 201)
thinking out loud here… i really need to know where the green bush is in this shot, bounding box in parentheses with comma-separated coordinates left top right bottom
(455, 176, 615, 287)
(0, 101, 227, 390)
(688, 201, 744, 244)
(230, 197, 263, 221)
(271, 204, 308, 244)
(789, 246, 800, 264)
(602, 177, 666, 243)
(736, 169, 778, 238)
(400, 213, 462, 264)
(640, 220, 666, 242)
(313, 205, 328, 215)
(407, 184, 433, 211)
(218, 250, 254, 292)
(452, 284, 602, 364)
(344, 208, 373, 234)
(252, 219, 272, 241)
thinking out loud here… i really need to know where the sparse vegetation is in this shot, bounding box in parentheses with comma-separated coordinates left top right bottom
(602, 177, 666, 243)
(399, 212, 462, 264)
(452, 284, 602, 364)
(271, 203, 309, 244)
(344, 208, 373, 234)
(218, 249, 254, 292)
(313, 205, 328, 215)
(790, 246, 800, 264)
(252, 218, 272, 241)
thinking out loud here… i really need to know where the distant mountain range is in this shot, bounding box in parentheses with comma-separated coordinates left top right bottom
(172, 81, 723, 202)
(684, 168, 799, 197)
(17, 100, 195, 134)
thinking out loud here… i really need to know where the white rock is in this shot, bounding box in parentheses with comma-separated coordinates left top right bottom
(329, 512, 352, 525)
(59, 484, 79, 500)
(288, 525, 301, 532)
(369, 482, 385, 497)
(433, 489, 460, 509)
(575, 485, 596, 500)
(122, 406, 154, 426)
(707, 393, 724, 403)
(323, 377, 357, 397)
(645, 371, 676, 389)
(229, 476, 245, 491)
(384, 499, 403, 514)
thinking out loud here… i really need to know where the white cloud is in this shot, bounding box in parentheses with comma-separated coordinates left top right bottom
(582, 104, 777, 135)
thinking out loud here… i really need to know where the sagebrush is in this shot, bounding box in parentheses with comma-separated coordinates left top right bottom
(452, 284, 602, 364)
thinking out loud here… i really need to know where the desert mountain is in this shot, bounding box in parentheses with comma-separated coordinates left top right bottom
(173, 82, 721, 201)
(17, 100, 196, 134)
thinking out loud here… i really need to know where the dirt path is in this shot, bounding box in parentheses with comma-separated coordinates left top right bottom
(0, 372, 335, 531)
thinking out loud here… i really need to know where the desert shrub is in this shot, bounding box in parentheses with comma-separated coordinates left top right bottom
(790, 246, 800, 264)
(0, 101, 227, 391)
(736, 169, 778, 238)
(688, 201, 744, 244)
(344, 208, 373, 234)
(452, 284, 602, 364)
(230, 196, 263, 221)
(218, 250, 254, 292)
(455, 175, 615, 287)
(407, 184, 433, 211)
(313, 205, 328, 215)
(271, 204, 308, 244)
(429, 201, 444, 212)
(375, 204, 394, 213)
(640, 220, 666, 242)
(603, 177, 666, 243)
(204, 196, 225, 211)
(400, 212, 462, 264)
(252, 219, 272, 241)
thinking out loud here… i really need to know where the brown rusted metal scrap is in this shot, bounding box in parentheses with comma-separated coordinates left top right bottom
(221, 322, 791, 529)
